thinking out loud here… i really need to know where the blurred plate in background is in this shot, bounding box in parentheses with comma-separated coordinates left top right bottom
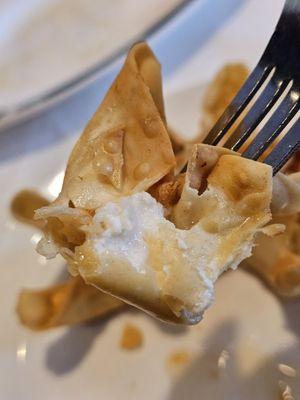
(0, 0, 187, 128)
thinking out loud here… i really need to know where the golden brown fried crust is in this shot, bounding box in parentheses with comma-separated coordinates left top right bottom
(120, 324, 143, 350)
(11, 190, 49, 229)
(34, 43, 176, 258)
(55, 43, 175, 210)
(167, 127, 192, 174)
(168, 127, 186, 155)
(199, 63, 249, 136)
(148, 173, 185, 211)
(171, 144, 236, 230)
(16, 277, 125, 330)
(247, 211, 300, 297)
(210, 156, 271, 209)
(29, 50, 277, 325)
(17, 52, 299, 330)
(70, 146, 272, 324)
(10, 191, 126, 330)
(194, 63, 300, 298)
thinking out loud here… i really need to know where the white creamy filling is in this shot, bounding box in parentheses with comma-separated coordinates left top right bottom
(93, 192, 163, 272)
(91, 192, 218, 304)
(90, 190, 256, 316)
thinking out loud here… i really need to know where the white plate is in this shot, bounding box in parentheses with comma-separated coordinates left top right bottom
(0, 0, 186, 130)
(1, 81, 300, 399)
(1, 0, 299, 398)
(0, 0, 183, 108)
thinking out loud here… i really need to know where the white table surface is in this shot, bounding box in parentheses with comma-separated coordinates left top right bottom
(3, 2, 299, 400)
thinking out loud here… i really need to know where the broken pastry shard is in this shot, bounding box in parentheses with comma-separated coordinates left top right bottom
(16, 276, 125, 330)
(66, 145, 272, 324)
(171, 144, 235, 229)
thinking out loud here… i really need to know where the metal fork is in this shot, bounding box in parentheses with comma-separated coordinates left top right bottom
(204, 0, 300, 174)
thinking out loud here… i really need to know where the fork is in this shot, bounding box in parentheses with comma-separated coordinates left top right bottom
(203, 0, 300, 174)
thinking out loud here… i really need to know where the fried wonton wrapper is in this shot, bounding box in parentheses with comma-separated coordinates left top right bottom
(35, 43, 175, 259)
(11, 190, 49, 229)
(37, 150, 272, 324)
(67, 145, 271, 324)
(246, 172, 300, 296)
(35, 44, 273, 325)
(194, 63, 300, 297)
(168, 127, 192, 174)
(11, 190, 127, 330)
(17, 277, 125, 330)
(199, 63, 249, 136)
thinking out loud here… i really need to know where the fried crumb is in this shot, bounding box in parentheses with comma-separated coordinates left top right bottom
(217, 349, 230, 369)
(166, 350, 191, 374)
(10, 190, 49, 228)
(149, 174, 185, 210)
(168, 350, 190, 365)
(199, 63, 249, 136)
(120, 323, 143, 350)
(278, 380, 295, 400)
(278, 363, 297, 378)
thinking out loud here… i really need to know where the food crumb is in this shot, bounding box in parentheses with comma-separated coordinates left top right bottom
(120, 323, 143, 350)
(217, 349, 230, 370)
(199, 63, 249, 135)
(278, 380, 295, 400)
(167, 350, 191, 374)
(278, 363, 297, 378)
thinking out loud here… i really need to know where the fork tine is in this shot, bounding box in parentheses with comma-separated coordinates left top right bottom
(263, 118, 300, 174)
(242, 89, 299, 160)
(223, 77, 290, 151)
(203, 64, 273, 145)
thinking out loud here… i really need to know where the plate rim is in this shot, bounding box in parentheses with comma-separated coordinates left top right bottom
(0, 0, 195, 132)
